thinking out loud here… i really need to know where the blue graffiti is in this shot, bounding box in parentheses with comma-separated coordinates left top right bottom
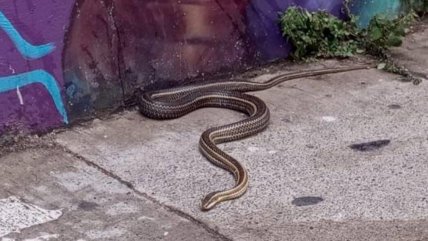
(0, 10, 68, 124)
(0, 70, 68, 123)
(350, 1, 401, 27)
(0, 11, 55, 59)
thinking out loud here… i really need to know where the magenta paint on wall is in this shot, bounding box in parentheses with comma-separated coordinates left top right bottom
(0, 0, 75, 134)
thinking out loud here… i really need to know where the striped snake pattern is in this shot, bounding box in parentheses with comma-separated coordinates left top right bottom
(138, 65, 372, 211)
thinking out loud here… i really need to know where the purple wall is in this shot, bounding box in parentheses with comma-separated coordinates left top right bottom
(63, 0, 347, 122)
(0, 0, 405, 136)
(0, 0, 75, 134)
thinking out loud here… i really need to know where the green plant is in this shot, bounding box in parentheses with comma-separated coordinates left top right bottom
(280, 7, 416, 60)
(280, 7, 359, 59)
(279, 7, 422, 84)
(365, 13, 416, 48)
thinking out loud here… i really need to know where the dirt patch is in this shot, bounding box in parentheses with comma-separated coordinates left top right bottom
(0, 133, 57, 157)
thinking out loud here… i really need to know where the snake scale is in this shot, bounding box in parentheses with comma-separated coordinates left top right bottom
(138, 65, 372, 211)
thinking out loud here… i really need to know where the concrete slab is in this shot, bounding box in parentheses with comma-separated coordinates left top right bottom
(0, 146, 225, 241)
(390, 18, 428, 79)
(55, 64, 428, 240)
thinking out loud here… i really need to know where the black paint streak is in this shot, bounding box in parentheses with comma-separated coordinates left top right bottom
(292, 196, 324, 206)
(349, 139, 391, 152)
(78, 201, 99, 211)
(388, 104, 402, 109)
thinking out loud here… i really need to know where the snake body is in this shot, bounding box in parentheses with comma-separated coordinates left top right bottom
(138, 65, 371, 211)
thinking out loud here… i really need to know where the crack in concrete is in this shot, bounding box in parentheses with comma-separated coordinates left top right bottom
(52, 142, 233, 241)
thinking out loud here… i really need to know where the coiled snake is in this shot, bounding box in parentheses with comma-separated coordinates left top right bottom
(138, 65, 371, 211)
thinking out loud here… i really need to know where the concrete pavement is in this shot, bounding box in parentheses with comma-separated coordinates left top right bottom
(54, 67, 428, 241)
(0, 147, 225, 241)
(1, 20, 427, 241)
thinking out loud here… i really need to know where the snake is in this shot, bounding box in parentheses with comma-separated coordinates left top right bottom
(138, 64, 372, 211)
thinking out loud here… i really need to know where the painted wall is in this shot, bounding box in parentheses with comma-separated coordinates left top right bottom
(349, 0, 402, 27)
(0, 0, 408, 136)
(0, 0, 75, 135)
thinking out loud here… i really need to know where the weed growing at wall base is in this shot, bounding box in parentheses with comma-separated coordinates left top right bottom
(279, 7, 422, 84)
(280, 7, 360, 59)
(280, 7, 416, 60)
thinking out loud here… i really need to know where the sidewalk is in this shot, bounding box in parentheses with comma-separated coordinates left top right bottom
(1, 20, 427, 241)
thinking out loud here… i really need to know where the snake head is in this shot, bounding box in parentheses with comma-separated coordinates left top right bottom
(201, 192, 221, 211)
